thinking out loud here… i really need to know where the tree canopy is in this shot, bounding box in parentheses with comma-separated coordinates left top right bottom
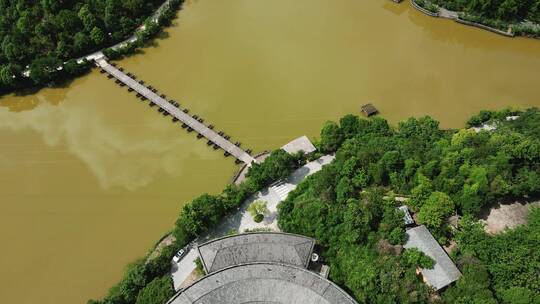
(433, 0, 540, 23)
(135, 276, 174, 304)
(278, 108, 540, 303)
(0, 0, 182, 90)
(451, 209, 540, 302)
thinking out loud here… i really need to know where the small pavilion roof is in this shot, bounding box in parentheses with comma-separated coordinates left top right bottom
(361, 104, 378, 116)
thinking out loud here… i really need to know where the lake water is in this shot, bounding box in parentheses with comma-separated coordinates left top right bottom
(1, 1, 539, 303)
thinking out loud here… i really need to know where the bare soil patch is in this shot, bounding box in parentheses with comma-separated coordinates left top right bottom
(178, 269, 203, 290)
(148, 233, 175, 261)
(480, 200, 540, 234)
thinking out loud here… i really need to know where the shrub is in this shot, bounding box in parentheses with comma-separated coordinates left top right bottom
(254, 213, 264, 223)
(248, 200, 269, 218)
(417, 191, 455, 229)
(402, 248, 435, 269)
(194, 257, 206, 276)
(246, 150, 300, 188)
(135, 276, 174, 304)
(388, 227, 406, 245)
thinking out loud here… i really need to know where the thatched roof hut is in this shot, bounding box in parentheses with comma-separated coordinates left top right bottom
(361, 104, 378, 117)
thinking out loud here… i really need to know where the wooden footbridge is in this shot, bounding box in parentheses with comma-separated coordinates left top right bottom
(95, 56, 256, 165)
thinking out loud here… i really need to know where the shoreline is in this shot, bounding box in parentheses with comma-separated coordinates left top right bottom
(231, 151, 271, 185)
(71, 0, 179, 65)
(408, 0, 537, 39)
(1, 0, 184, 97)
(410, 0, 438, 18)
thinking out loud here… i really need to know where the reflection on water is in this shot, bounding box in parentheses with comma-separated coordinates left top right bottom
(0, 99, 195, 190)
(1, 0, 540, 303)
(0, 71, 234, 304)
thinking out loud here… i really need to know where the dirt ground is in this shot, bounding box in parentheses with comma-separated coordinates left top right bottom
(147, 234, 175, 261)
(178, 269, 203, 289)
(480, 200, 540, 234)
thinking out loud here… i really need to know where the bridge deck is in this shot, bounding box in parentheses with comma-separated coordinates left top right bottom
(95, 57, 256, 165)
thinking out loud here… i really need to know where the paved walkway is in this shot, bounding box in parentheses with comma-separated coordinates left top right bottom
(171, 154, 335, 290)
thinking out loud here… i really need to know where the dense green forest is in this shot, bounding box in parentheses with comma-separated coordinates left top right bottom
(0, 0, 181, 91)
(446, 209, 540, 303)
(278, 108, 540, 303)
(90, 109, 539, 304)
(433, 0, 540, 23)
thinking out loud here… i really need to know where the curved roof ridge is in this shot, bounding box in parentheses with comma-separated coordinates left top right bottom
(197, 232, 316, 273)
(167, 262, 358, 304)
(197, 231, 314, 247)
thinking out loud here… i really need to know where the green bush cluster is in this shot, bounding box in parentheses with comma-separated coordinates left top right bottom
(460, 13, 512, 31)
(246, 150, 305, 186)
(415, 0, 440, 14)
(134, 276, 174, 304)
(87, 253, 175, 304)
(254, 213, 264, 223)
(433, 0, 540, 23)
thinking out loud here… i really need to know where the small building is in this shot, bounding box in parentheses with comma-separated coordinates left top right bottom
(404, 226, 462, 291)
(398, 205, 415, 226)
(361, 103, 378, 117)
(281, 136, 317, 155)
(197, 232, 315, 273)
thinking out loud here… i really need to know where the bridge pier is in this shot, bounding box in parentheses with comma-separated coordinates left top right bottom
(95, 57, 257, 165)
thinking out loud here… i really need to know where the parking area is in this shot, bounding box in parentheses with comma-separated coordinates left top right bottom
(171, 248, 198, 289)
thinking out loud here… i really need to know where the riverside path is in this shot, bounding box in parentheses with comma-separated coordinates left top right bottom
(95, 56, 256, 165)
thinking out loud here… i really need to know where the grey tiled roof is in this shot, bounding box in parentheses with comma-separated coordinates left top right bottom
(404, 225, 462, 290)
(197, 232, 315, 273)
(167, 263, 358, 304)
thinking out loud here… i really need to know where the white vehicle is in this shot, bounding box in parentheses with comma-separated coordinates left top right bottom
(172, 248, 186, 263)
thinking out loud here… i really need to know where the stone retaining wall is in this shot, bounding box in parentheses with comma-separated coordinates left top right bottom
(455, 18, 515, 37)
(231, 151, 270, 185)
(409, 0, 518, 38)
(410, 0, 439, 18)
